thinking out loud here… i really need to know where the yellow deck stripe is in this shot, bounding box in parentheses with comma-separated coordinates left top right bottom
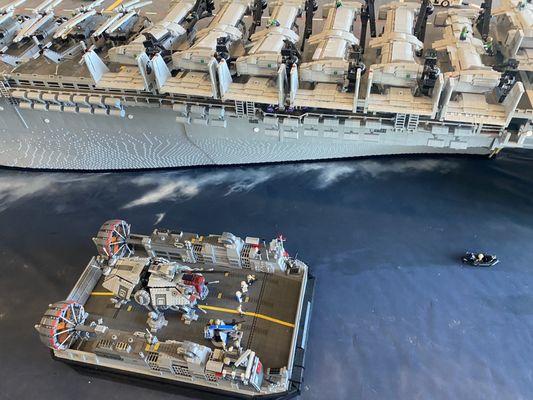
(252, 312, 295, 328)
(90, 292, 295, 328)
(198, 305, 295, 328)
(106, 0, 124, 12)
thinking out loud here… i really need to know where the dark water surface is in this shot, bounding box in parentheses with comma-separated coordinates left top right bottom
(1, 151, 532, 400)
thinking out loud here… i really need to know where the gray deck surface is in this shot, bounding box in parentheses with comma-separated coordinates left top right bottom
(82, 264, 302, 369)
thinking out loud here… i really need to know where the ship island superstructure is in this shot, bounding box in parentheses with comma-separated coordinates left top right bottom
(35, 220, 314, 398)
(0, 0, 532, 170)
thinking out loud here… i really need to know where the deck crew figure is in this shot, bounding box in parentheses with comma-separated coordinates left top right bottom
(484, 37, 494, 55)
(246, 274, 257, 285)
(459, 26, 468, 40)
(235, 290, 243, 303)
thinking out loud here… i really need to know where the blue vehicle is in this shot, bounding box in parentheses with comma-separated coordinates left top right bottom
(204, 319, 243, 348)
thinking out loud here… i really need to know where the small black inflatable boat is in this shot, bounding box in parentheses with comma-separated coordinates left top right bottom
(462, 252, 499, 267)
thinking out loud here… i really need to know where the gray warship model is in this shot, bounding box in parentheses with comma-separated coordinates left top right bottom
(0, 0, 531, 170)
(35, 220, 315, 398)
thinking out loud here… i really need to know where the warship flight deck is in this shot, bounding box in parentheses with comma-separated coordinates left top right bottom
(0, 0, 532, 169)
(35, 220, 315, 398)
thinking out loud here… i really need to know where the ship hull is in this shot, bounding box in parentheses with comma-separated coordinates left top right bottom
(0, 99, 492, 170)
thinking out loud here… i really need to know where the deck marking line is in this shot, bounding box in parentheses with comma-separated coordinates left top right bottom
(89, 293, 295, 328)
(106, 0, 124, 12)
(198, 305, 295, 328)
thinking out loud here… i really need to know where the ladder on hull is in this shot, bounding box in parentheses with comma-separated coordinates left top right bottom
(235, 100, 245, 117)
(1, 79, 28, 129)
(407, 114, 419, 131)
(0, 82, 8, 97)
(394, 113, 420, 131)
(235, 100, 256, 118)
(0, 80, 17, 105)
(245, 101, 255, 116)
(394, 113, 406, 130)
